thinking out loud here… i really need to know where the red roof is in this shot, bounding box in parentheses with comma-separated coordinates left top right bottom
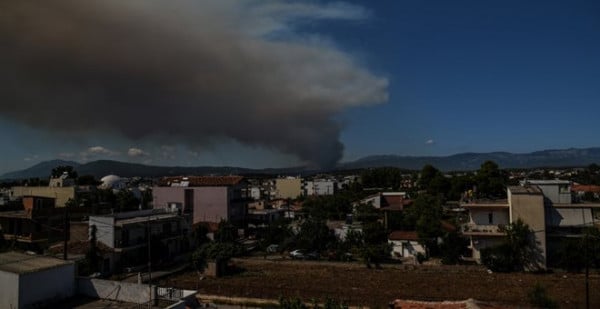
(389, 231, 420, 241)
(572, 184, 600, 193)
(159, 176, 244, 187)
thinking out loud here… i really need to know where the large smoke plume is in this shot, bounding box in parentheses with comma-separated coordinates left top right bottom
(0, 0, 388, 168)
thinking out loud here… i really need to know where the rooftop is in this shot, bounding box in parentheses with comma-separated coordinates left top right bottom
(0, 251, 73, 274)
(159, 176, 244, 187)
(508, 185, 543, 195)
(520, 179, 570, 185)
(389, 231, 419, 241)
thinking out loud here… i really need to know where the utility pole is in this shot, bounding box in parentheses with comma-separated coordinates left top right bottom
(147, 218, 152, 308)
(585, 231, 589, 309)
(63, 206, 69, 260)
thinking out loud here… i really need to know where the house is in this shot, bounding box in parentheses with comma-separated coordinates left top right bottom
(358, 192, 409, 210)
(10, 186, 78, 207)
(571, 184, 600, 201)
(304, 178, 336, 196)
(0, 251, 75, 309)
(388, 231, 426, 261)
(461, 180, 600, 269)
(89, 209, 192, 270)
(0, 196, 65, 250)
(274, 177, 303, 199)
(153, 176, 247, 224)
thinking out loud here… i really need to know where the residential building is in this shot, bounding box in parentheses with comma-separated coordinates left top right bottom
(10, 186, 77, 207)
(461, 180, 600, 269)
(304, 178, 336, 196)
(89, 209, 191, 269)
(388, 231, 426, 261)
(461, 199, 510, 262)
(0, 251, 75, 309)
(0, 196, 64, 249)
(153, 176, 247, 224)
(274, 177, 302, 199)
(358, 192, 408, 210)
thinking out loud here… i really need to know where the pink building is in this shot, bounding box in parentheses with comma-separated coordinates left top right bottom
(152, 176, 247, 224)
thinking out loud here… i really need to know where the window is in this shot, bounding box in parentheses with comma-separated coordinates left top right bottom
(488, 212, 493, 224)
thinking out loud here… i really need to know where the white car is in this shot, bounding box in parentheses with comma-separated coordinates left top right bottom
(289, 249, 305, 259)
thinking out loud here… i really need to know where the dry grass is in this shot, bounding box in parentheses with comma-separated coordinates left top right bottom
(161, 258, 600, 308)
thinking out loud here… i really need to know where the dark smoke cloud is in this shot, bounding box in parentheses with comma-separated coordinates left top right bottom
(0, 0, 388, 168)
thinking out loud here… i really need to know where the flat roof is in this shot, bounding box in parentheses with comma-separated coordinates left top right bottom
(0, 251, 73, 274)
(521, 180, 570, 185)
(116, 213, 180, 226)
(508, 185, 543, 195)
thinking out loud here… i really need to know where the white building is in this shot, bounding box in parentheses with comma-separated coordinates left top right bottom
(303, 178, 337, 196)
(0, 252, 75, 309)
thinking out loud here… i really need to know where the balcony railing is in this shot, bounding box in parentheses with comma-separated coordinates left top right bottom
(461, 224, 506, 236)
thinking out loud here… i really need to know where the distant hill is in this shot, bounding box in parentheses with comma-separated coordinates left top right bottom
(339, 147, 600, 171)
(0, 159, 308, 180)
(0, 160, 81, 180)
(3, 147, 600, 180)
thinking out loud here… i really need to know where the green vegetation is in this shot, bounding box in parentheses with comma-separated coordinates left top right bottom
(481, 219, 538, 272)
(527, 283, 557, 309)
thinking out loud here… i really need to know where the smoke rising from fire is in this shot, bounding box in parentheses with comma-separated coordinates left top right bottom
(0, 0, 388, 167)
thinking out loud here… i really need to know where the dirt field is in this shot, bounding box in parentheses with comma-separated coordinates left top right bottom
(161, 258, 600, 308)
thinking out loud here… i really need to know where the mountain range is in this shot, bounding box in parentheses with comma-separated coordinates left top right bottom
(2, 147, 600, 180)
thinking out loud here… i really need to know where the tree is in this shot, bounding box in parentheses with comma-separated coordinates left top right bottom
(214, 220, 237, 243)
(115, 190, 140, 212)
(356, 221, 391, 268)
(440, 230, 469, 264)
(296, 218, 334, 251)
(51, 166, 78, 179)
(481, 219, 539, 272)
(475, 161, 506, 198)
(77, 175, 100, 186)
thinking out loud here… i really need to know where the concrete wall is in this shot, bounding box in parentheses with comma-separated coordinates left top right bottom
(275, 178, 302, 199)
(536, 184, 571, 204)
(19, 263, 76, 308)
(0, 270, 19, 309)
(89, 216, 115, 248)
(77, 277, 153, 304)
(471, 237, 505, 261)
(313, 180, 335, 196)
(389, 240, 425, 258)
(11, 187, 76, 207)
(153, 186, 231, 224)
(509, 189, 547, 269)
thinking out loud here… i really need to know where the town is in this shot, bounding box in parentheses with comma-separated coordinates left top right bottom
(0, 162, 599, 308)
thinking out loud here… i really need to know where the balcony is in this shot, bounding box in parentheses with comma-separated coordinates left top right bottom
(461, 223, 506, 236)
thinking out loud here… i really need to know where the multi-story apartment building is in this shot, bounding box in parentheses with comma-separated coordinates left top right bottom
(304, 178, 336, 196)
(461, 180, 600, 269)
(274, 177, 302, 199)
(89, 209, 191, 270)
(0, 196, 64, 249)
(152, 176, 247, 224)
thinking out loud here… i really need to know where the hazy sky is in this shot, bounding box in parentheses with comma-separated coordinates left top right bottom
(1, 0, 599, 174)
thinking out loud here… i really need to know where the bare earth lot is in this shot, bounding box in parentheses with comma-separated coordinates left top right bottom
(162, 258, 600, 308)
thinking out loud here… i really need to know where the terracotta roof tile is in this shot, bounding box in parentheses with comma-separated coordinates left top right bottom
(572, 184, 600, 193)
(389, 230, 420, 241)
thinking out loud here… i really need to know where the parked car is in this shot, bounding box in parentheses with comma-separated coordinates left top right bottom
(266, 244, 279, 253)
(289, 249, 305, 259)
(305, 251, 320, 260)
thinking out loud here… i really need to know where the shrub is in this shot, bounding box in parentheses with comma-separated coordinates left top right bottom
(527, 283, 557, 309)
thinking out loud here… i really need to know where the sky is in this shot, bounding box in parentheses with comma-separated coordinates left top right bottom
(1, 0, 599, 174)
